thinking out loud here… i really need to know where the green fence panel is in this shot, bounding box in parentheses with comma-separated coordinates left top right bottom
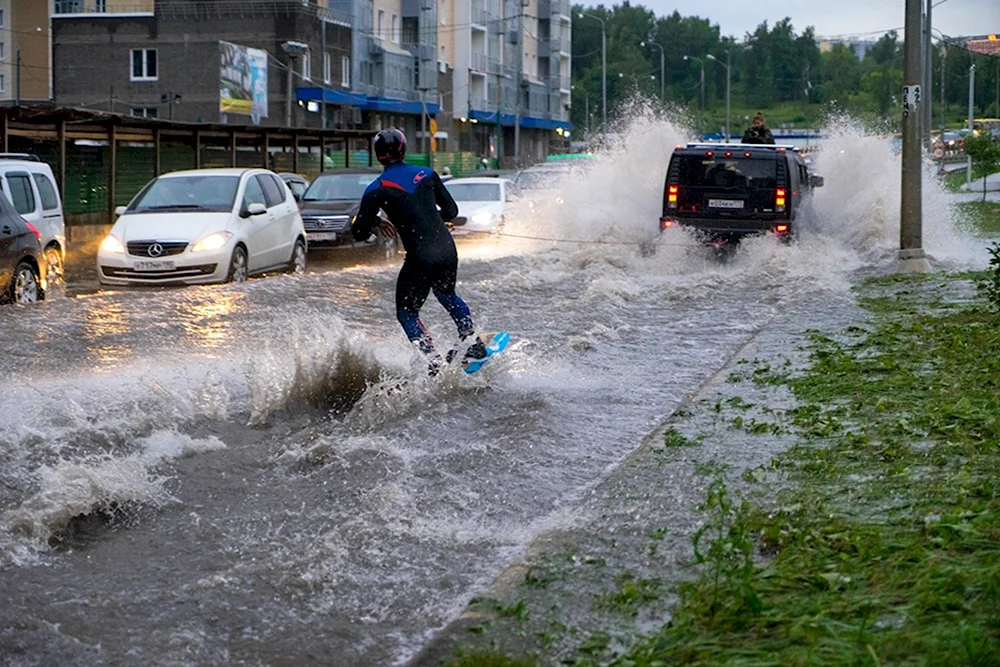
(64, 143, 109, 216)
(116, 144, 156, 207)
(161, 143, 197, 175)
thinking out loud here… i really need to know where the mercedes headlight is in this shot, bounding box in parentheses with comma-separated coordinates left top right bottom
(192, 231, 232, 252)
(99, 234, 125, 254)
(471, 212, 497, 226)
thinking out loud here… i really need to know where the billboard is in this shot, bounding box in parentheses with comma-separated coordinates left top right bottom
(219, 41, 268, 123)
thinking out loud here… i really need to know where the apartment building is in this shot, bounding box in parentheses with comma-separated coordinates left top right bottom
(0, 0, 54, 104)
(439, 0, 570, 164)
(50, 0, 436, 135)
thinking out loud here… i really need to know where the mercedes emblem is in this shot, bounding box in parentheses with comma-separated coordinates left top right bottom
(148, 243, 164, 257)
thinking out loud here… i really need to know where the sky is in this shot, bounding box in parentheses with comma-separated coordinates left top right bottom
(641, 0, 1000, 41)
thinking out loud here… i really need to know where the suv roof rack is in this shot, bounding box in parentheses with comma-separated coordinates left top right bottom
(683, 142, 801, 152)
(0, 153, 40, 162)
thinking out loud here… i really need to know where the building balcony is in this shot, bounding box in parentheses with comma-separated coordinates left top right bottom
(471, 4, 489, 28)
(471, 53, 489, 73)
(552, 0, 572, 18)
(55, 0, 154, 13)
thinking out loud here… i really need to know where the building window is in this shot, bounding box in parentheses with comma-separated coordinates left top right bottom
(342, 56, 351, 88)
(377, 10, 385, 40)
(130, 49, 157, 81)
(323, 52, 331, 83)
(94, 0, 106, 11)
(0, 75, 5, 93)
(392, 14, 399, 43)
(0, 44, 5, 60)
(54, 1, 83, 13)
(301, 51, 311, 80)
(0, 10, 5, 26)
(131, 107, 158, 118)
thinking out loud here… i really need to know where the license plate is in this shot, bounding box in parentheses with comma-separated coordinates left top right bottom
(309, 232, 338, 241)
(133, 260, 175, 271)
(708, 199, 745, 209)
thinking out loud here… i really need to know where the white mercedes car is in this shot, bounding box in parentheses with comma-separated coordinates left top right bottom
(444, 177, 520, 233)
(98, 168, 306, 285)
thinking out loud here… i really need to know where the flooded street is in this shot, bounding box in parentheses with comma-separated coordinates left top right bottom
(0, 120, 987, 665)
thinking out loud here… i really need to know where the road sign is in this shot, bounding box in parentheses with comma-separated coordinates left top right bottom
(902, 84, 921, 117)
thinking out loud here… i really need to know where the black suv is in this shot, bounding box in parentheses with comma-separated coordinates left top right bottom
(660, 143, 823, 243)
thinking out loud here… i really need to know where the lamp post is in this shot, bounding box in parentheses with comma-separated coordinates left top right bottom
(578, 12, 606, 134)
(968, 64, 976, 187)
(707, 44, 750, 142)
(281, 41, 310, 128)
(705, 53, 730, 141)
(641, 40, 665, 101)
(683, 55, 705, 135)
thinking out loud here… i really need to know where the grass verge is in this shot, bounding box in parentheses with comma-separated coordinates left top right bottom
(943, 166, 1000, 193)
(438, 272, 1000, 666)
(618, 274, 1000, 665)
(954, 201, 1000, 235)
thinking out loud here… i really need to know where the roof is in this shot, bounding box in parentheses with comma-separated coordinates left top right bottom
(159, 168, 259, 177)
(681, 142, 802, 152)
(445, 177, 510, 185)
(312, 167, 383, 177)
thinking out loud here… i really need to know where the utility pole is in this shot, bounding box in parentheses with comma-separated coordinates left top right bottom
(968, 64, 976, 186)
(898, 0, 931, 273)
(940, 44, 947, 132)
(320, 13, 327, 130)
(15, 50, 20, 107)
(513, 2, 522, 167)
(922, 0, 933, 152)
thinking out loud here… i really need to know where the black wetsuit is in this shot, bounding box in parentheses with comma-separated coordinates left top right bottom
(352, 161, 474, 354)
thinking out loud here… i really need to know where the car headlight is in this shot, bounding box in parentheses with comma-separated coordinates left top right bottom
(99, 234, 125, 254)
(471, 212, 497, 226)
(192, 231, 232, 252)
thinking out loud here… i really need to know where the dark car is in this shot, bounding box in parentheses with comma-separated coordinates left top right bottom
(660, 142, 823, 244)
(0, 191, 46, 304)
(298, 168, 382, 248)
(279, 172, 311, 202)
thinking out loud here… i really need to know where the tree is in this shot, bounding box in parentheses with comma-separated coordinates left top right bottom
(964, 135, 1000, 201)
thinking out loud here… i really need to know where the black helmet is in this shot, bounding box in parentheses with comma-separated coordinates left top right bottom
(374, 128, 406, 164)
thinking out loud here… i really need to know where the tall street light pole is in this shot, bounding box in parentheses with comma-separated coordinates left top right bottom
(968, 64, 976, 187)
(641, 40, 665, 101)
(578, 12, 606, 135)
(898, 0, 930, 273)
(683, 55, 705, 136)
(706, 52, 730, 141)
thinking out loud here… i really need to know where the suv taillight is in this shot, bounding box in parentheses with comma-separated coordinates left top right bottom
(775, 188, 786, 212)
(667, 185, 678, 209)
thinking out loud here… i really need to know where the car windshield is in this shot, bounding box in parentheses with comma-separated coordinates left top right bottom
(675, 156, 778, 189)
(445, 182, 501, 202)
(303, 173, 377, 201)
(130, 175, 239, 212)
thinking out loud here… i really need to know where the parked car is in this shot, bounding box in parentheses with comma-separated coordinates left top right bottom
(0, 154, 65, 291)
(297, 168, 382, 248)
(0, 189, 46, 304)
(98, 168, 306, 285)
(660, 143, 823, 244)
(444, 177, 520, 233)
(279, 172, 311, 202)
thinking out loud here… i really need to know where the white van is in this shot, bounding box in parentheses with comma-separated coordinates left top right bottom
(0, 154, 66, 290)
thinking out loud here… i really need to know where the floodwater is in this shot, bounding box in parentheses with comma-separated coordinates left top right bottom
(0, 115, 986, 666)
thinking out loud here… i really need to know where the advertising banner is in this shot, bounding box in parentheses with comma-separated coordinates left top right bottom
(219, 41, 268, 123)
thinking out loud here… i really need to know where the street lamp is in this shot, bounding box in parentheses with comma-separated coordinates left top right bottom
(577, 12, 606, 135)
(706, 44, 750, 142)
(640, 40, 665, 101)
(683, 55, 705, 135)
(282, 40, 310, 128)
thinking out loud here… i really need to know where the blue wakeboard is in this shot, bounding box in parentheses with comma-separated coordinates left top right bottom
(464, 331, 511, 374)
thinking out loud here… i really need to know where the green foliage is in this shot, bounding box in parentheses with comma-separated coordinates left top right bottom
(571, 4, 1000, 134)
(981, 243, 1000, 311)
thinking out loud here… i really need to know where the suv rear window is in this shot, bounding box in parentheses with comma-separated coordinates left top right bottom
(674, 155, 777, 189)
